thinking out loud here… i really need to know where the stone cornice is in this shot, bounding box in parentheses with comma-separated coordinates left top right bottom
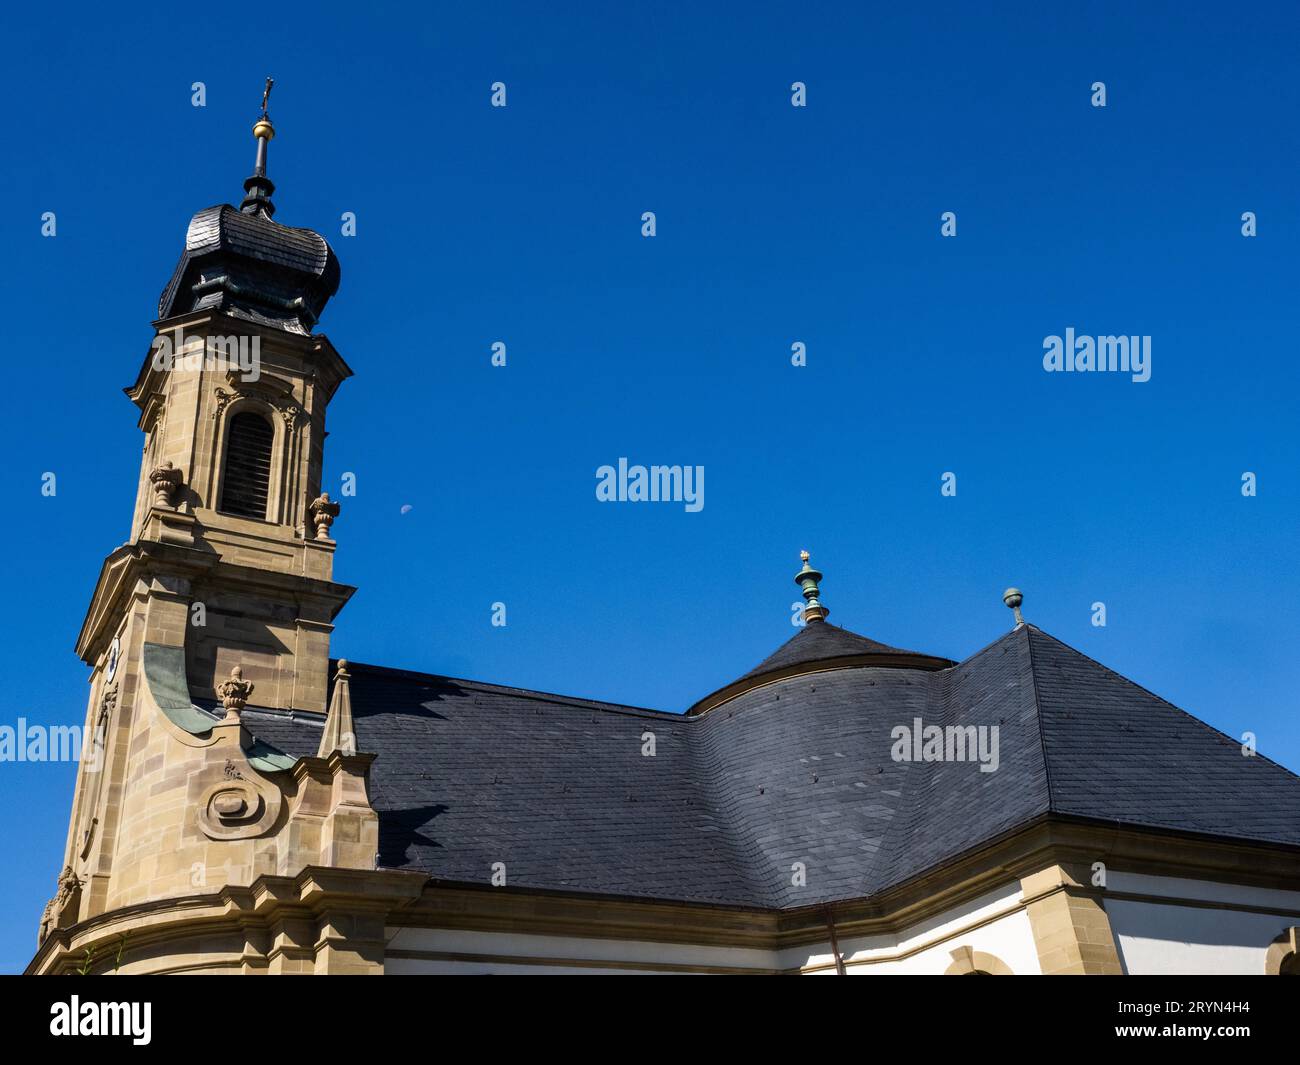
(26, 866, 427, 975)
(126, 309, 353, 413)
(76, 540, 219, 664)
(395, 817, 1300, 950)
(76, 540, 355, 666)
(27, 817, 1300, 973)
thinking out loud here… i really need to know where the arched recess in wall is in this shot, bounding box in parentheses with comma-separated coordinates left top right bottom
(944, 945, 1014, 975)
(1264, 927, 1299, 975)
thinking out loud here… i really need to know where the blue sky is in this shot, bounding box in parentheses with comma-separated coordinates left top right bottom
(0, 1, 1297, 971)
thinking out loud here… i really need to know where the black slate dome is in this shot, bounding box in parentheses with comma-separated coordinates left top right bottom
(157, 112, 340, 335)
(158, 206, 340, 334)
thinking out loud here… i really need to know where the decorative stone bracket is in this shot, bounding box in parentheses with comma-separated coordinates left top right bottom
(197, 753, 283, 841)
(37, 866, 83, 946)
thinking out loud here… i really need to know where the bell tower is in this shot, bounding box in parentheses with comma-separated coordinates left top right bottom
(88, 87, 353, 717)
(44, 87, 368, 934)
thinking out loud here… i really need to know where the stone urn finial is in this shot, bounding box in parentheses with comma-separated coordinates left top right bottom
(308, 492, 341, 540)
(217, 665, 255, 720)
(149, 461, 184, 508)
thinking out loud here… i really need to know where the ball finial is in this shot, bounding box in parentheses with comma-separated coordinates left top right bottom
(252, 117, 275, 141)
(1002, 587, 1025, 626)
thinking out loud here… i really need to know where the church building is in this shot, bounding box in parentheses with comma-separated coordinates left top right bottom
(27, 105, 1300, 976)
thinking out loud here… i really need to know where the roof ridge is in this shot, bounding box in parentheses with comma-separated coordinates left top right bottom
(877, 628, 1052, 876)
(331, 658, 677, 719)
(950, 623, 1023, 667)
(1020, 624, 1056, 812)
(1024, 626, 1300, 784)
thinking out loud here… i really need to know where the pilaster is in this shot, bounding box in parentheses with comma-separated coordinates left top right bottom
(1020, 863, 1124, 975)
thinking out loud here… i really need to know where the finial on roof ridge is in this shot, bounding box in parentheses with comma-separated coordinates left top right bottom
(1003, 587, 1025, 627)
(795, 550, 829, 624)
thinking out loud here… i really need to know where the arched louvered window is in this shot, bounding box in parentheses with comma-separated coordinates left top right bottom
(219, 411, 275, 519)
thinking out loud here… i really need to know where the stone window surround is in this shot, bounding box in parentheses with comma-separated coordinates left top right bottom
(944, 945, 1014, 975)
(212, 394, 288, 525)
(1264, 927, 1299, 975)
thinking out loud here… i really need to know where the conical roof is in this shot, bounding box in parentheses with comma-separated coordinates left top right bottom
(739, 623, 939, 680)
(688, 621, 954, 715)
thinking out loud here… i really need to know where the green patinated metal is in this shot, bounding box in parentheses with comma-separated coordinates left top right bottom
(141, 642, 295, 773)
(142, 643, 220, 735)
(794, 551, 828, 621)
(246, 740, 296, 772)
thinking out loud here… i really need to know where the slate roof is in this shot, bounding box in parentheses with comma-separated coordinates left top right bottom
(736, 622, 951, 682)
(158, 204, 340, 334)
(240, 624, 1300, 910)
(689, 620, 954, 715)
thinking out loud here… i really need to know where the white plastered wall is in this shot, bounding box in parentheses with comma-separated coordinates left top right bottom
(385, 882, 1041, 974)
(1103, 872, 1300, 975)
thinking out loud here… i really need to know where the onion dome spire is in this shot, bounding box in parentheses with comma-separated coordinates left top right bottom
(795, 550, 829, 624)
(240, 77, 276, 218)
(158, 75, 341, 335)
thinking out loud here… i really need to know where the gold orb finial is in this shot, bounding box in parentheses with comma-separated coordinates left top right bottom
(253, 117, 275, 141)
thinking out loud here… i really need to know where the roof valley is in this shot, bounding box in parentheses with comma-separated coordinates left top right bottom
(686, 718, 784, 908)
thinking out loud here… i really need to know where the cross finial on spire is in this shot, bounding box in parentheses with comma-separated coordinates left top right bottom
(241, 77, 277, 217)
(795, 550, 829, 623)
